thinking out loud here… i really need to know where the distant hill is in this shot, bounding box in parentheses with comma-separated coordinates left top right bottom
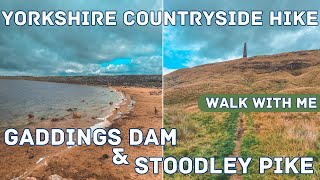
(164, 49, 320, 105)
(0, 75, 162, 88)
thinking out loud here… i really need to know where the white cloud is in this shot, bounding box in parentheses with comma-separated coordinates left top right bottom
(269, 27, 320, 52)
(104, 64, 129, 73)
(48, 55, 162, 75)
(183, 53, 240, 68)
(163, 67, 177, 75)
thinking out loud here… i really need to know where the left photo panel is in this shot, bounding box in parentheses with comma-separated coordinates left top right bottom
(0, 0, 162, 179)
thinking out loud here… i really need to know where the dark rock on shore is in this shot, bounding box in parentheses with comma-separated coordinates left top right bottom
(28, 114, 34, 119)
(51, 118, 59, 122)
(67, 108, 77, 112)
(28, 154, 34, 159)
(99, 154, 109, 160)
(51, 117, 65, 122)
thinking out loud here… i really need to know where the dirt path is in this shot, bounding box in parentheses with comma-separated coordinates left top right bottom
(230, 113, 244, 180)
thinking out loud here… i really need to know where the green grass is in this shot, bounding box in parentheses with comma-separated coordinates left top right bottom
(240, 113, 263, 179)
(305, 142, 320, 178)
(165, 110, 320, 179)
(241, 113, 320, 180)
(164, 110, 239, 180)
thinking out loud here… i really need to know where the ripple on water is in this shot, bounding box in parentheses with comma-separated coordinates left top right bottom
(0, 79, 122, 128)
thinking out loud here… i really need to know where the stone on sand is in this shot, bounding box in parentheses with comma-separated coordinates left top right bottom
(48, 174, 63, 180)
(73, 112, 82, 118)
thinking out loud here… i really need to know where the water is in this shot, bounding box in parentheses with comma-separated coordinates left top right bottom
(0, 79, 122, 128)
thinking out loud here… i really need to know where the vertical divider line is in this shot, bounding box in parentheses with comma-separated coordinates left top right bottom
(161, 0, 165, 179)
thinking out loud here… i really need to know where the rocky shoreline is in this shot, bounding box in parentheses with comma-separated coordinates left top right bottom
(0, 75, 162, 88)
(0, 86, 162, 179)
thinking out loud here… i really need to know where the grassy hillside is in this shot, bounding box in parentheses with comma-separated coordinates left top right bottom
(165, 50, 320, 105)
(164, 50, 320, 179)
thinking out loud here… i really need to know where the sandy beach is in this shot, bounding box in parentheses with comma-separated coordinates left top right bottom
(0, 86, 162, 179)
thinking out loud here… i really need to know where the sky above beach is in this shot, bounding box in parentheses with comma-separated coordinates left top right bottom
(164, 0, 320, 74)
(0, 0, 162, 76)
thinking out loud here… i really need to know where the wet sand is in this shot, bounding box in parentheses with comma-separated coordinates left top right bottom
(0, 86, 162, 179)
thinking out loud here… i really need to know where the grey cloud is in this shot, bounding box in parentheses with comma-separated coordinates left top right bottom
(0, 0, 162, 75)
(164, 0, 320, 67)
(131, 56, 162, 74)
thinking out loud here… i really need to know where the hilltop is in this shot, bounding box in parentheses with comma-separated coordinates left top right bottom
(165, 49, 320, 105)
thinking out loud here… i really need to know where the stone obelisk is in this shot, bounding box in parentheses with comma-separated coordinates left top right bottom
(243, 42, 247, 58)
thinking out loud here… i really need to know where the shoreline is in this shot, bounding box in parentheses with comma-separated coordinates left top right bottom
(0, 86, 162, 179)
(0, 79, 128, 130)
(16, 86, 132, 179)
(90, 86, 131, 130)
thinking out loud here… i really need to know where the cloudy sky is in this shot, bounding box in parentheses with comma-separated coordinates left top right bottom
(0, 0, 162, 76)
(164, 0, 320, 74)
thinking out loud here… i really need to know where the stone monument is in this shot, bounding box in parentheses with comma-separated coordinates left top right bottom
(243, 42, 247, 58)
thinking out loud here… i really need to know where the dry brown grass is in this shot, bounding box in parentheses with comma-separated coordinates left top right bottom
(164, 49, 320, 179)
(250, 112, 320, 156)
(165, 49, 320, 104)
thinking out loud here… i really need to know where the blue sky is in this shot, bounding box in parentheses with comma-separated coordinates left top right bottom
(164, 0, 320, 74)
(0, 0, 162, 76)
(0, 0, 319, 76)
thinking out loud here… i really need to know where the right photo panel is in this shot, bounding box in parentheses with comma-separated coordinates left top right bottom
(163, 0, 320, 179)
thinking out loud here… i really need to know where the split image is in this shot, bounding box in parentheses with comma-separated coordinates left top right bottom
(0, 0, 319, 179)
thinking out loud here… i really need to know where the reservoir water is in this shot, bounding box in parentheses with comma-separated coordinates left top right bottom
(0, 79, 122, 128)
